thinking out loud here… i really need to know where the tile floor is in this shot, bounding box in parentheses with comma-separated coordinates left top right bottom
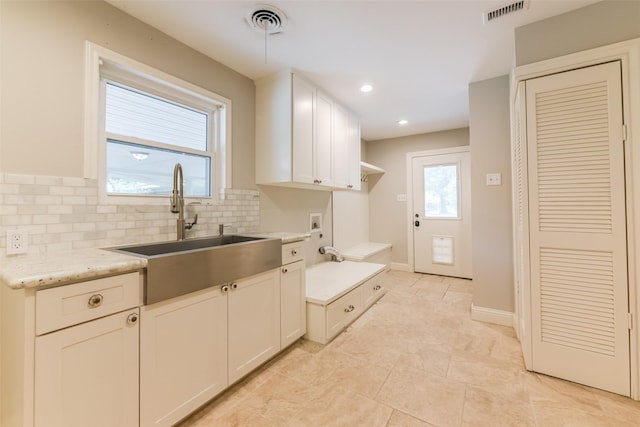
(179, 270, 640, 426)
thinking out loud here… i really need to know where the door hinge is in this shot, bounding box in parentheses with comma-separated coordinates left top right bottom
(622, 125, 627, 142)
(629, 313, 634, 330)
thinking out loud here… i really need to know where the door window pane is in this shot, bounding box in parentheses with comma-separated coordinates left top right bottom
(424, 164, 460, 219)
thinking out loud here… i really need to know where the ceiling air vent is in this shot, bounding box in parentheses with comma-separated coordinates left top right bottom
(484, 0, 529, 23)
(247, 4, 287, 34)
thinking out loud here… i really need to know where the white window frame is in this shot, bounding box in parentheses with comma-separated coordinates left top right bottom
(84, 42, 232, 204)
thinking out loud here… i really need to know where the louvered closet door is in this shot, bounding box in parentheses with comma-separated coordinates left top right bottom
(526, 61, 630, 396)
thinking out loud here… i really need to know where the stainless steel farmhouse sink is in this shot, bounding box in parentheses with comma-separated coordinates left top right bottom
(109, 235, 282, 304)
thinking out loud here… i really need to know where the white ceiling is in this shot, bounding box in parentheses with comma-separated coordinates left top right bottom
(106, 0, 598, 141)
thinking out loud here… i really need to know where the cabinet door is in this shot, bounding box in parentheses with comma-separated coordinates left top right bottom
(228, 269, 280, 384)
(280, 260, 306, 348)
(140, 287, 228, 427)
(292, 74, 315, 184)
(314, 90, 334, 186)
(34, 310, 139, 427)
(333, 104, 361, 190)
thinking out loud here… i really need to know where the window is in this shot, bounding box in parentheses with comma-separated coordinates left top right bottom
(84, 42, 231, 203)
(423, 163, 460, 219)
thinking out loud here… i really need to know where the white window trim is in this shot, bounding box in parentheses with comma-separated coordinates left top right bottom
(83, 41, 232, 204)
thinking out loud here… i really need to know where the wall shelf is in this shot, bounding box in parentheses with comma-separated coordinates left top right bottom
(360, 161, 384, 182)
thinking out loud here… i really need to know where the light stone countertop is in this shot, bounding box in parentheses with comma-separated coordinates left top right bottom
(0, 231, 308, 291)
(0, 249, 146, 290)
(241, 231, 311, 244)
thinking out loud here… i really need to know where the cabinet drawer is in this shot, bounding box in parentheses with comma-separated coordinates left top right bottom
(282, 242, 304, 265)
(36, 272, 141, 335)
(326, 286, 362, 340)
(362, 272, 385, 307)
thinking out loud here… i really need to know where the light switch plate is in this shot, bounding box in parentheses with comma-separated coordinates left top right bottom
(486, 173, 502, 186)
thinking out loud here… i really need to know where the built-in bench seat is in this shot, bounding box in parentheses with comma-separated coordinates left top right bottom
(340, 242, 392, 266)
(304, 261, 386, 344)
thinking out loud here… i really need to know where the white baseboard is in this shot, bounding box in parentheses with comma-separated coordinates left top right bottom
(471, 303, 514, 327)
(389, 262, 411, 272)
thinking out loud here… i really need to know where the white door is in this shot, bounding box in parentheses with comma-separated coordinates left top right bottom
(412, 149, 472, 278)
(526, 61, 630, 396)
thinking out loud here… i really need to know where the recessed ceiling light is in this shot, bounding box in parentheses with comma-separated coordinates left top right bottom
(397, 119, 408, 125)
(360, 84, 373, 93)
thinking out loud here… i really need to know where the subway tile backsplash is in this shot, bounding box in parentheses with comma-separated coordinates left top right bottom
(0, 173, 260, 259)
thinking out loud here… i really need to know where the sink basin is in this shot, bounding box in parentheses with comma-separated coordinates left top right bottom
(115, 235, 265, 257)
(109, 235, 282, 304)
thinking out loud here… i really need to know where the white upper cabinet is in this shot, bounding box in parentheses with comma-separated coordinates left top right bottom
(314, 90, 334, 187)
(333, 103, 361, 190)
(256, 70, 360, 190)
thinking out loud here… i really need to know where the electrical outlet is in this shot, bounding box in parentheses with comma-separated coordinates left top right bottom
(6, 229, 28, 255)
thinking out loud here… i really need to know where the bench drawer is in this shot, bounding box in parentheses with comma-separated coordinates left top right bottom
(326, 286, 362, 340)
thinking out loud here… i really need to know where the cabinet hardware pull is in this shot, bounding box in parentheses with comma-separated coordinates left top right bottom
(221, 285, 230, 294)
(88, 294, 103, 308)
(347, 185, 353, 189)
(231, 282, 238, 290)
(282, 267, 288, 273)
(344, 304, 355, 313)
(313, 179, 322, 184)
(374, 285, 381, 291)
(126, 313, 139, 325)
(291, 250, 297, 256)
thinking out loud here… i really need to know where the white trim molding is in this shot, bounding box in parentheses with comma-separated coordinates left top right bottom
(471, 303, 514, 327)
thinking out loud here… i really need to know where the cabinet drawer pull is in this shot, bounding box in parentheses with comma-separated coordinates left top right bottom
(126, 312, 139, 325)
(344, 304, 355, 313)
(282, 267, 288, 273)
(313, 179, 322, 184)
(221, 285, 230, 294)
(231, 282, 238, 290)
(373, 284, 381, 291)
(291, 249, 297, 256)
(88, 294, 103, 308)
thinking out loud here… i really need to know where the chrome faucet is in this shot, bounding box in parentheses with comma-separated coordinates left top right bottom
(170, 163, 197, 240)
(319, 246, 344, 262)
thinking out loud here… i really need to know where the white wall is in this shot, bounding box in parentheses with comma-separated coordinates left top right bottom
(469, 75, 513, 312)
(332, 183, 370, 251)
(258, 186, 333, 266)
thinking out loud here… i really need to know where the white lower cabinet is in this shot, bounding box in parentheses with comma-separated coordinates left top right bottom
(326, 286, 363, 339)
(140, 268, 281, 427)
(34, 309, 139, 427)
(228, 269, 281, 384)
(140, 286, 228, 427)
(305, 266, 386, 344)
(30, 273, 142, 427)
(280, 259, 306, 348)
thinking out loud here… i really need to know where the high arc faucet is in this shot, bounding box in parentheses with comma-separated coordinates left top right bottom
(170, 163, 198, 240)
